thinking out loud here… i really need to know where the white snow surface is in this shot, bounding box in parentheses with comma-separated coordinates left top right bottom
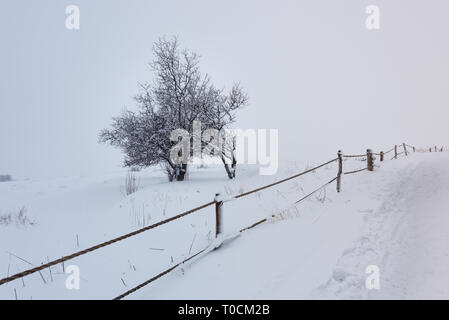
(1, 153, 449, 299)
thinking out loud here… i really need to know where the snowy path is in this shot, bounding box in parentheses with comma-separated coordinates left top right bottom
(135, 153, 449, 300)
(316, 153, 449, 299)
(368, 155, 449, 299)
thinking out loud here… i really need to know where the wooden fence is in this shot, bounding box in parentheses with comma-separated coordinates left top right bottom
(0, 143, 445, 299)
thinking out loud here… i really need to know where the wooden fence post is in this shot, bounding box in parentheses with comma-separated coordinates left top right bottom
(441, 147, 444, 152)
(336, 150, 342, 192)
(413, 146, 415, 152)
(367, 149, 374, 171)
(214, 193, 223, 238)
(429, 147, 432, 152)
(380, 151, 384, 162)
(403, 143, 408, 156)
(435, 146, 437, 152)
(394, 145, 398, 159)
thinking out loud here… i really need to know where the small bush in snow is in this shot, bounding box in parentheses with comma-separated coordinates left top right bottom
(0, 207, 35, 227)
(0, 174, 12, 182)
(124, 172, 139, 196)
(315, 188, 328, 203)
(129, 199, 151, 228)
(269, 207, 301, 222)
(0, 214, 11, 226)
(196, 163, 209, 169)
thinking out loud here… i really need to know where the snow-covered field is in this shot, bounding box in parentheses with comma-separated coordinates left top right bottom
(1, 152, 449, 299)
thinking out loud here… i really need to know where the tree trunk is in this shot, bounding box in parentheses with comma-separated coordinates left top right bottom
(231, 154, 236, 178)
(221, 157, 234, 179)
(176, 163, 188, 181)
(221, 153, 237, 179)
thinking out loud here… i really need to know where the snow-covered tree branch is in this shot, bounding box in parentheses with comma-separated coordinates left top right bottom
(100, 37, 248, 181)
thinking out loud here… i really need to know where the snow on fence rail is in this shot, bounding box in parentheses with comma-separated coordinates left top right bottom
(0, 143, 445, 299)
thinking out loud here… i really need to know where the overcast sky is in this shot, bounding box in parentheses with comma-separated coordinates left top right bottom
(1, 0, 449, 179)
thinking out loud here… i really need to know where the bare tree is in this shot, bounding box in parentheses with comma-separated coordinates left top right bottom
(199, 84, 248, 179)
(100, 36, 248, 181)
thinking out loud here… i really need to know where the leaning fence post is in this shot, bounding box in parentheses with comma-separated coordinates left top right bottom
(394, 145, 398, 159)
(214, 193, 223, 238)
(403, 143, 408, 156)
(336, 150, 343, 192)
(380, 151, 384, 162)
(367, 149, 374, 171)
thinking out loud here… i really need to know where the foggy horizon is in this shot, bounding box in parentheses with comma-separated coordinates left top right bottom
(2, 0, 449, 179)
